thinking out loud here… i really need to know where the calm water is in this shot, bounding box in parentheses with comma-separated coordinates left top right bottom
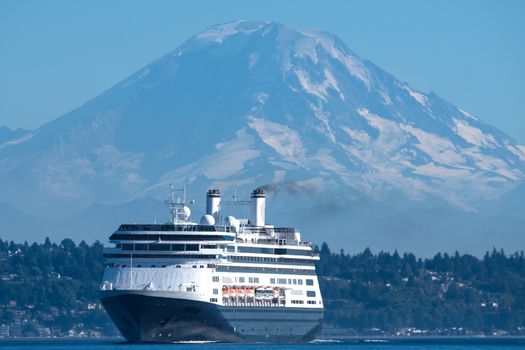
(0, 339, 524, 350)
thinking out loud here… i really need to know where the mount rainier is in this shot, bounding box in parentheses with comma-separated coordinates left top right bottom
(0, 20, 523, 255)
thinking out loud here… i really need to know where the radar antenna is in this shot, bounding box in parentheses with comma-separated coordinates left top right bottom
(220, 185, 250, 206)
(165, 184, 194, 224)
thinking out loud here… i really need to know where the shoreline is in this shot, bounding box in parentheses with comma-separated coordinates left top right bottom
(1, 336, 525, 343)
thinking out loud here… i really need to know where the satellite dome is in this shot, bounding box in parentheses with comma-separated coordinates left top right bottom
(183, 206, 191, 219)
(200, 214, 215, 225)
(225, 216, 238, 227)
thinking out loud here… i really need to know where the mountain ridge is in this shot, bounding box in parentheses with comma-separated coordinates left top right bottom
(0, 20, 523, 253)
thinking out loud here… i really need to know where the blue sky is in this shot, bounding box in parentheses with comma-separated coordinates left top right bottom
(1, 0, 524, 142)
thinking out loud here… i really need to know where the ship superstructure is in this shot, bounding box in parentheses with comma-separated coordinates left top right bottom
(99, 187, 324, 343)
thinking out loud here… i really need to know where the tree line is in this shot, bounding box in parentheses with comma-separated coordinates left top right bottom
(315, 243, 525, 334)
(0, 238, 524, 335)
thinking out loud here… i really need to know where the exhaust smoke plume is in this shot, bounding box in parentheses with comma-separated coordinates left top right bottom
(257, 181, 320, 199)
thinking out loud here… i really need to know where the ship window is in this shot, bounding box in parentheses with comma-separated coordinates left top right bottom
(238, 247, 274, 254)
(135, 243, 147, 250)
(298, 279, 303, 285)
(122, 265, 127, 267)
(172, 244, 184, 251)
(277, 278, 287, 284)
(238, 277, 245, 283)
(151, 265, 156, 268)
(307, 291, 316, 297)
(201, 244, 217, 249)
(137, 265, 142, 267)
(288, 279, 292, 284)
(270, 278, 276, 284)
(192, 265, 197, 268)
(176, 265, 181, 268)
(149, 244, 170, 251)
(212, 276, 219, 282)
(122, 244, 133, 251)
(210, 298, 218, 302)
(293, 279, 297, 285)
(186, 244, 199, 251)
(213, 288, 218, 295)
(199, 265, 204, 268)
(162, 265, 166, 268)
(306, 279, 314, 286)
(307, 300, 316, 304)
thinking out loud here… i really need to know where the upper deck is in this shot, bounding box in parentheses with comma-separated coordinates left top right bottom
(110, 223, 309, 247)
(104, 187, 318, 264)
(117, 224, 234, 232)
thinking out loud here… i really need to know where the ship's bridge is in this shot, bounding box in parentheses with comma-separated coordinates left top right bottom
(117, 224, 234, 232)
(110, 224, 236, 243)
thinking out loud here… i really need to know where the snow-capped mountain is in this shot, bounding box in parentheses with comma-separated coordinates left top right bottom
(0, 127, 30, 145)
(0, 20, 524, 253)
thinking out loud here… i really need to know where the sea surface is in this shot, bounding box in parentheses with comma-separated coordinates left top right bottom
(0, 339, 524, 350)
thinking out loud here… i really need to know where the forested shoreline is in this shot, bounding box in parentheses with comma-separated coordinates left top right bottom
(0, 238, 523, 338)
(316, 244, 525, 336)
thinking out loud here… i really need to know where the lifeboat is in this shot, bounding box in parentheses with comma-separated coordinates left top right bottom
(238, 286, 246, 297)
(222, 286, 229, 303)
(263, 287, 272, 300)
(272, 287, 279, 299)
(227, 286, 233, 299)
(254, 286, 264, 300)
(246, 287, 255, 298)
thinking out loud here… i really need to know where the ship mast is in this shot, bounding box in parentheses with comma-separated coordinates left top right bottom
(165, 184, 193, 224)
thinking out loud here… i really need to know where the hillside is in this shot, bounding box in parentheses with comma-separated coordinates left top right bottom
(0, 238, 523, 337)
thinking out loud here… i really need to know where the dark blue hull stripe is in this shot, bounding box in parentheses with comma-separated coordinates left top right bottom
(100, 293, 323, 343)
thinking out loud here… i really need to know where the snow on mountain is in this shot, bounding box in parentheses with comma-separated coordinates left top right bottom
(0, 126, 31, 147)
(0, 20, 523, 222)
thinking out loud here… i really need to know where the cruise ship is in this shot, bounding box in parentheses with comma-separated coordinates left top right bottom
(99, 187, 324, 343)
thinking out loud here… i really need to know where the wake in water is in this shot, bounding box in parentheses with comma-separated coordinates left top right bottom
(311, 339, 343, 343)
(363, 339, 389, 343)
(171, 340, 219, 344)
